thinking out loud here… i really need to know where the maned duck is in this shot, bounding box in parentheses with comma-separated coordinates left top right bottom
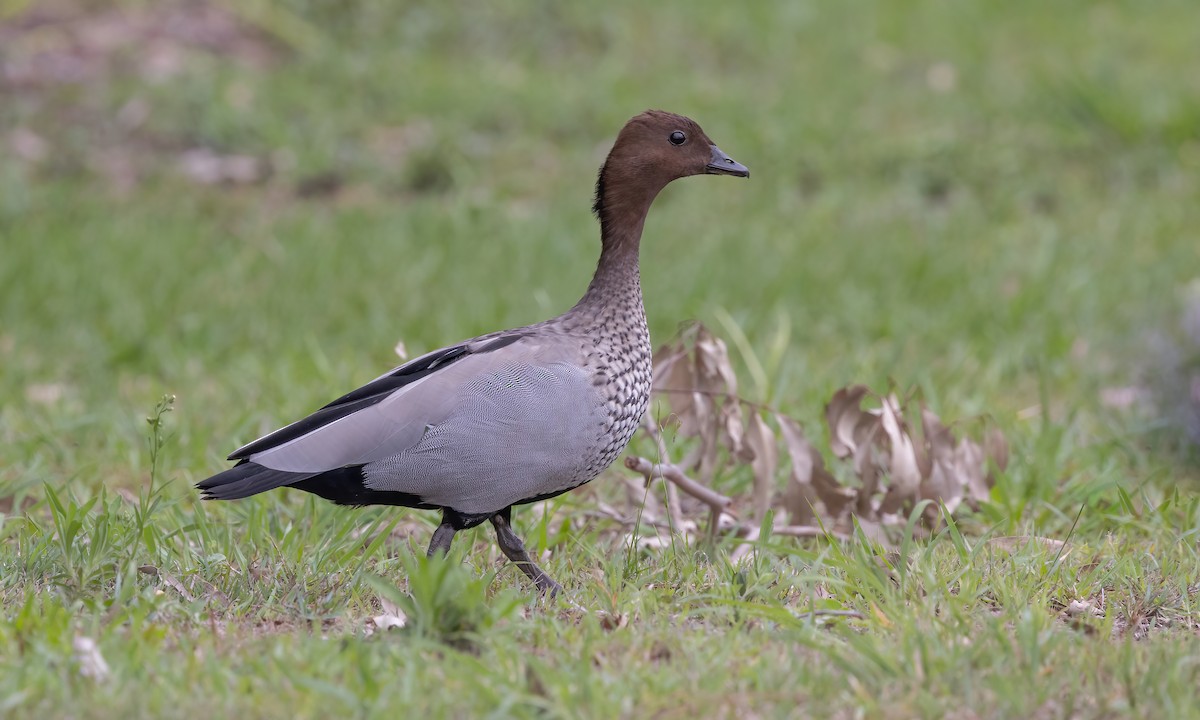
(198, 110, 748, 594)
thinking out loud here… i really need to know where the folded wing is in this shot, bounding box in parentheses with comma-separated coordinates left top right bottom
(200, 332, 605, 514)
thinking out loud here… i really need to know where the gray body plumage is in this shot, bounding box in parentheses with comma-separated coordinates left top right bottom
(361, 357, 605, 514)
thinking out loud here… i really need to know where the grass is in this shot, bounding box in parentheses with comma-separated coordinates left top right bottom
(2, 0, 1200, 717)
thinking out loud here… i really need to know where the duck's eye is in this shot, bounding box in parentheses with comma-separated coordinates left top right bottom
(669, 131, 686, 146)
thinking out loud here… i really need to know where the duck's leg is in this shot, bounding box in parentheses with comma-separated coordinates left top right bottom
(490, 507, 562, 596)
(426, 513, 457, 557)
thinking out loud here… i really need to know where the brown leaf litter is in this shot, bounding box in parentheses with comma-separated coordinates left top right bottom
(625, 322, 1010, 558)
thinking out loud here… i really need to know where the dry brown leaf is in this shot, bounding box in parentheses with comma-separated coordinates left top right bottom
(663, 349, 703, 438)
(650, 340, 684, 388)
(852, 440, 882, 515)
(651, 343, 687, 386)
(826, 385, 873, 459)
(777, 416, 820, 525)
(924, 461, 955, 511)
(828, 390, 1004, 526)
(920, 458, 964, 516)
(694, 326, 738, 397)
(652, 324, 754, 485)
(653, 326, 742, 483)
(881, 395, 921, 487)
(696, 398, 722, 482)
(916, 405, 953, 477)
(639, 323, 1009, 551)
(877, 394, 922, 514)
(745, 411, 778, 521)
(916, 405, 964, 514)
(720, 400, 750, 461)
(777, 415, 853, 524)
(955, 439, 991, 509)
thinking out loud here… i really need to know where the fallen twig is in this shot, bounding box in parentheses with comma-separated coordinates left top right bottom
(624, 455, 733, 530)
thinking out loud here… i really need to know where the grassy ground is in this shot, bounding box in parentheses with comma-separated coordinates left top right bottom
(2, 0, 1200, 717)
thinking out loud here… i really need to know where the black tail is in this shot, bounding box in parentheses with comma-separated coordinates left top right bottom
(197, 462, 435, 509)
(196, 460, 314, 500)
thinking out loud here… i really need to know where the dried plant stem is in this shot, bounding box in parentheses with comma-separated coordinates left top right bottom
(642, 413, 688, 531)
(624, 456, 733, 541)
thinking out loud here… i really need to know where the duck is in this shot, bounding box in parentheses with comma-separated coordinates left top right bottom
(197, 110, 749, 594)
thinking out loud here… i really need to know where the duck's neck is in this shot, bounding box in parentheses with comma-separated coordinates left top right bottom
(576, 224, 644, 310)
(571, 163, 662, 317)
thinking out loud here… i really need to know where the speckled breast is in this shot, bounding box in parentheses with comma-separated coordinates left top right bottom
(573, 310, 653, 486)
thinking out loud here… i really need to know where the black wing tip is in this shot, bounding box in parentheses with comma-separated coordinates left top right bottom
(227, 343, 479, 462)
(317, 342, 472, 411)
(225, 336, 532, 464)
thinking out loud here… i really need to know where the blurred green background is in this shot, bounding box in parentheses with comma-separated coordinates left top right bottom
(3, 0, 1199, 482)
(2, 0, 1200, 717)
